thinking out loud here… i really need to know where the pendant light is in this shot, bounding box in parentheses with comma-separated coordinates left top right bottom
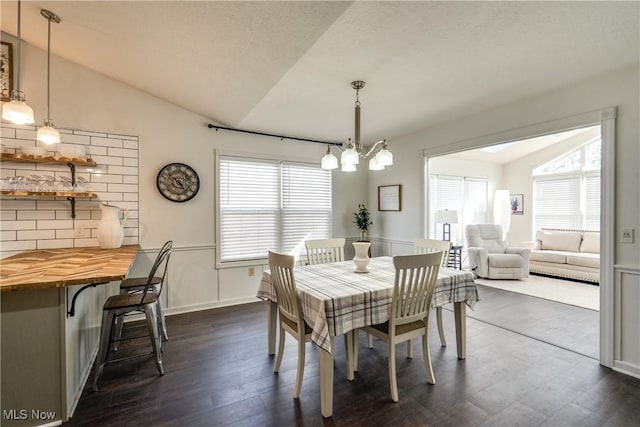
(36, 9, 61, 145)
(2, 0, 35, 124)
(321, 81, 392, 172)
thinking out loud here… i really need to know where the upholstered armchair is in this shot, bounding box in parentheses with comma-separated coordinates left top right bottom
(465, 224, 530, 279)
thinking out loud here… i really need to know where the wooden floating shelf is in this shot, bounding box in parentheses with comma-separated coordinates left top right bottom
(0, 152, 97, 167)
(0, 190, 96, 198)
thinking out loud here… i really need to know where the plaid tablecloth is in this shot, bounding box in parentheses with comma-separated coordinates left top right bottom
(257, 256, 479, 353)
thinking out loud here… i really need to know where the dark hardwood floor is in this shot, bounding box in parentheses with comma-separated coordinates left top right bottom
(68, 287, 639, 426)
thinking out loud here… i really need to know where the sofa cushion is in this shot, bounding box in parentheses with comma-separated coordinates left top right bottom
(580, 232, 600, 254)
(530, 250, 567, 264)
(566, 253, 600, 269)
(536, 230, 582, 252)
(488, 254, 523, 268)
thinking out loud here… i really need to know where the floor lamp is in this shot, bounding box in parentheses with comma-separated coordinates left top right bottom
(435, 209, 459, 241)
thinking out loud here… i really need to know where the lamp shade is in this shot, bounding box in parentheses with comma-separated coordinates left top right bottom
(341, 162, 357, 172)
(435, 209, 459, 224)
(341, 146, 359, 166)
(376, 148, 393, 166)
(37, 125, 61, 145)
(368, 156, 384, 170)
(321, 151, 338, 169)
(1, 99, 35, 124)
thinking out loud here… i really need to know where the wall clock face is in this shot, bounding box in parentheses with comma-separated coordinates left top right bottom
(156, 163, 200, 202)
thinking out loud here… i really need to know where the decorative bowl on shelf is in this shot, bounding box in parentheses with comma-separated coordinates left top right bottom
(57, 144, 86, 158)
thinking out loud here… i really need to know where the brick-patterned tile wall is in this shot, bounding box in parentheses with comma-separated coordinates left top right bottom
(1, 123, 139, 256)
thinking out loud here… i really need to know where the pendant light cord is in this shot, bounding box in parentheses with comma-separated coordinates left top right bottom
(15, 0, 22, 93)
(46, 14, 51, 121)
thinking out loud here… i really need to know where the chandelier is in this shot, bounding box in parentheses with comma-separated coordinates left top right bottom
(321, 81, 393, 171)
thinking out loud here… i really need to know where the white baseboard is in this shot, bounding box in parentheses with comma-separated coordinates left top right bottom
(613, 360, 640, 379)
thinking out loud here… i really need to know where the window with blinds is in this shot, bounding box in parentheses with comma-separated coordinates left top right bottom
(430, 175, 488, 244)
(219, 156, 332, 262)
(533, 138, 601, 231)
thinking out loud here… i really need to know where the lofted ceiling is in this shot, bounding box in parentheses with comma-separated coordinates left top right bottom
(1, 1, 638, 145)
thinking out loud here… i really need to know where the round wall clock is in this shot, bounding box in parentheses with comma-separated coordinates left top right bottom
(156, 163, 200, 202)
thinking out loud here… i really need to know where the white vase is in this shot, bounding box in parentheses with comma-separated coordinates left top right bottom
(96, 204, 127, 249)
(352, 241, 371, 273)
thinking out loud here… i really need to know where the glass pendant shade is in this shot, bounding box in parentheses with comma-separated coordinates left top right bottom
(341, 147, 359, 166)
(321, 151, 338, 169)
(376, 148, 393, 166)
(2, 97, 35, 124)
(368, 156, 384, 171)
(37, 121, 61, 144)
(341, 162, 357, 172)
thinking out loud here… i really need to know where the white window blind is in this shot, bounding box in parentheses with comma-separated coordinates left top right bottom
(584, 173, 601, 230)
(219, 156, 332, 262)
(430, 175, 487, 244)
(534, 175, 581, 230)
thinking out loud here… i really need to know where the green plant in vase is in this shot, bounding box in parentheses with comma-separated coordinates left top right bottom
(353, 204, 372, 241)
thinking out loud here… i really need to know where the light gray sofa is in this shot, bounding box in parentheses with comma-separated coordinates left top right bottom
(523, 229, 600, 284)
(466, 224, 531, 280)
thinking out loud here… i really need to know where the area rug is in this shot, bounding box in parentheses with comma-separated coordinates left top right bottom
(473, 274, 599, 311)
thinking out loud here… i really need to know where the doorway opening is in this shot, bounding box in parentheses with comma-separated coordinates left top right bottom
(425, 123, 604, 360)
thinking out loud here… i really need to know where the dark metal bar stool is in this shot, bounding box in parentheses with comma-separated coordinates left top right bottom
(112, 241, 172, 350)
(93, 245, 172, 391)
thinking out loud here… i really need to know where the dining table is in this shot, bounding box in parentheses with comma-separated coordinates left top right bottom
(256, 256, 479, 418)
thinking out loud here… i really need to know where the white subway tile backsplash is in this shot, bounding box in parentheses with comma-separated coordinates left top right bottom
(123, 158, 138, 167)
(17, 210, 56, 220)
(18, 230, 56, 240)
(123, 139, 138, 149)
(108, 165, 137, 176)
(16, 129, 37, 140)
(91, 136, 123, 147)
(1, 123, 138, 256)
(74, 130, 108, 137)
(37, 219, 73, 230)
(108, 184, 138, 193)
(1, 220, 36, 230)
(108, 147, 138, 158)
(1, 240, 37, 251)
(0, 230, 16, 240)
(1, 127, 16, 138)
(91, 155, 123, 166)
(86, 146, 107, 157)
(60, 134, 91, 144)
(1, 211, 16, 221)
(74, 238, 99, 247)
(1, 200, 37, 210)
(38, 239, 74, 249)
(91, 174, 122, 184)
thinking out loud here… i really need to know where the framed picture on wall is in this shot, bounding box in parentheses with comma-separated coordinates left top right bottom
(378, 184, 401, 211)
(1, 41, 13, 102)
(511, 194, 523, 215)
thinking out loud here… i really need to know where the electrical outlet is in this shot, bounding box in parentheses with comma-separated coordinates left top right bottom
(248, 267, 255, 276)
(621, 228, 634, 244)
(74, 224, 85, 238)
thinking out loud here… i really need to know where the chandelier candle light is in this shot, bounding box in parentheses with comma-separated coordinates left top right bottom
(1, 0, 35, 124)
(321, 81, 393, 172)
(37, 9, 61, 145)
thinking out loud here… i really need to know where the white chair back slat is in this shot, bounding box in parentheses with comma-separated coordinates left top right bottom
(305, 238, 346, 265)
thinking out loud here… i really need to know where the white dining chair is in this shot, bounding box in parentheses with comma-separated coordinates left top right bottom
(305, 238, 345, 265)
(414, 238, 451, 349)
(268, 250, 313, 399)
(359, 252, 441, 401)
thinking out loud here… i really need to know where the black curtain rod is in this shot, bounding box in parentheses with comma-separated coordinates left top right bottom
(207, 124, 343, 147)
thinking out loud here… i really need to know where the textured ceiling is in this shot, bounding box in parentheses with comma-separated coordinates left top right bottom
(1, 1, 638, 145)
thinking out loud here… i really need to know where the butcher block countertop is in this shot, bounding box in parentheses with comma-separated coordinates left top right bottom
(0, 245, 140, 292)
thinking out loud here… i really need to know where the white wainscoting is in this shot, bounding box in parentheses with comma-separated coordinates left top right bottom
(613, 265, 640, 379)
